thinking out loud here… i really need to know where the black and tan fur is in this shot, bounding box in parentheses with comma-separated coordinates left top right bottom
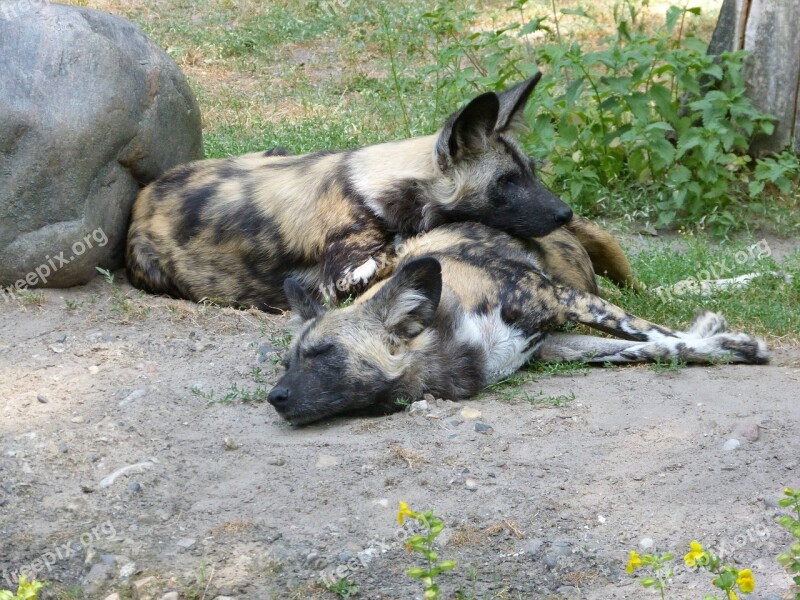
(126, 74, 573, 310)
(268, 223, 767, 425)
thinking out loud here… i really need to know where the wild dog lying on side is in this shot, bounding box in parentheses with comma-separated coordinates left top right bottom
(268, 223, 768, 425)
(126, 73, 573, 311)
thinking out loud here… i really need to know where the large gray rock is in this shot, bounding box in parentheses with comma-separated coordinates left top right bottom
(0, 1, 202, 289)
(708, 0, 800, 155)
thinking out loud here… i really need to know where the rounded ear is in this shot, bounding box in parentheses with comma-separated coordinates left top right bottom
(436, 92, 500, 171)
(371, 257, 442, 340)
(495, 72, 542, 132)
(283, 278, 324, 321)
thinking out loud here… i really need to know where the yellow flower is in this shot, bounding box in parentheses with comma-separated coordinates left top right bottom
(736, 568, 755, 593)
(626, 550, 643, 574)
(398, 500, 417, 525)
(684, 541, 704, 567)
(730, 592, 738, 600)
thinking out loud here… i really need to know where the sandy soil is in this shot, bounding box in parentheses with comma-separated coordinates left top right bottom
(1, 272, 798, 600)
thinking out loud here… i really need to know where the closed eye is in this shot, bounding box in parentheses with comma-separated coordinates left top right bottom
(302, 342, 335, 358)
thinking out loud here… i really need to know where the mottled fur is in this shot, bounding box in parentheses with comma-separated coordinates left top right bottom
(126, 74, 573, 311)
(269, 223, 768, 425)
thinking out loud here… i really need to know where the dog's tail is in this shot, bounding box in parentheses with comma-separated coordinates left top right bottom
(565, 215, 643, 291)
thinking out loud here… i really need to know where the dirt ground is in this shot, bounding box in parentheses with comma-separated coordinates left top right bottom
(1, 266, 799, 600)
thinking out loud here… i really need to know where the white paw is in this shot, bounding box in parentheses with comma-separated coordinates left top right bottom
(350, 257, 378, 284)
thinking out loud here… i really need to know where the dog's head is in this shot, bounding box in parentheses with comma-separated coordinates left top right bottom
(267, 259, 443, 425)
(433, 73, 572, 238)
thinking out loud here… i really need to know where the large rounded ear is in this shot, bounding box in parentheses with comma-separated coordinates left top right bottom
(436, 92, 500, 172)
(370, 257, 442, 340)
(495, 72, 542, 133)
(284, 278, 324, 322)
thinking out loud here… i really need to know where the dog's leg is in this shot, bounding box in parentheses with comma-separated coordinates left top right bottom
(550, 287, 768, 364)
(320, 224, 396, 302)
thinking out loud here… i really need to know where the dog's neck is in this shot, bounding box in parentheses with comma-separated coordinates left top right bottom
(345, 134, 454, 235)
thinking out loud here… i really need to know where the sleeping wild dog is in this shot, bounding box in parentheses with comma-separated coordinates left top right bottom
(268, 222, 768, 425)
(126, 73, 572, 310)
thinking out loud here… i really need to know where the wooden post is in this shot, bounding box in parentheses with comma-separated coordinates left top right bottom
(708, 0, 800, 155)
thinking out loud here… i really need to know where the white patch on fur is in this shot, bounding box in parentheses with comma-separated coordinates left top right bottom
(457, 308, 539, 382)
(351, 257, 378, 284)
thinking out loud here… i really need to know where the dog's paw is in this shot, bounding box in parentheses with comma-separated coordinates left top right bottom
(690, 332, 769, 365)
(685, 311, 728, 338)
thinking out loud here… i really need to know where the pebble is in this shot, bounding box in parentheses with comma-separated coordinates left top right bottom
(223, 437, 239, 451)
(119, 389, 146, 407)
(104, 595, 120, 600)
(36, 394, 48, 404)
(176, 537, 196, 550)
(257, 343, 275, 363)
(735, 422, 760, 442)
(127, 482, 142, 494)
(88, 365, 99, 374)
(474, 422, 493, 434)
(49, 344, 65, 353)
(465, 478, 478, 491)
(71, 415, 85, 424)
(58, 443, 68, 454)
(408, 400, 429, 415)
(460, 407, 482, 420)
(119, 562, 137, 578)
(316, 454, 340, 468)
(723, 438, 741, 451)
(160, 593, 180, 600)
(265, 456, 286, 466)
(0, 496, 6, 507)
(523, 539, 543, 555)
(132, 576, 157, 596)
(640, 537, 655, 549)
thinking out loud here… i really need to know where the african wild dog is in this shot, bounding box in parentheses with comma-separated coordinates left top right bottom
(126, 73, 573, 310)
(268, 222, 768, 425)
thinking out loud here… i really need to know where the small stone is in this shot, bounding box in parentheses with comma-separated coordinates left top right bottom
(265, 456, 285, 466)
(597, 514, 606, 523)
(460, 407, 482, 420)
(465, 478, 478, 491)
(71, 415, 85, 424)
(223, 437, 238, 451)
(120, 389, 147, 407)
(176, 537, 196, 550)
(735, 422, 760, 442)
(132, 576, 157, 598)
(316, 454, 340, 468)
(127, 482, 142, 493)
(36, 394, 48, 403)
(119, 562, 137, 578)
(59, 443, 68, 454)
(640, 537, 655, 549)
(104, 595, 121, 600)
(523, 539, 543, 555)
(723, 438, 741, 451)
(88, 365, 100, 374)
(160, 593, 180, 600)
(0, 496, 6, 507)
(56, 334, 67, 343)
(49, 344, 65, 353)
(474, 422, 493, 434)
(81, 484, 95, 493)
(543, 553, 560, 569)
(408, 400, 429, 415)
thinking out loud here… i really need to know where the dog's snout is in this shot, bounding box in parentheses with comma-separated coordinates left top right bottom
(268, 386, 290, 407)
(554, 204, 573, 226)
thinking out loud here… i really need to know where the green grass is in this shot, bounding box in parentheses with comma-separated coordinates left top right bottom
(604, 236, 800, 342)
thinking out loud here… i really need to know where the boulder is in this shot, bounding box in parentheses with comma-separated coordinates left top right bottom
(0, 1, 202, 289)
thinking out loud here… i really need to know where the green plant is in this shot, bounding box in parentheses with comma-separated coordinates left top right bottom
(776, 487, 800, 598)
(96, 267, 149, 319)
(318, 576, 360, 598)
(649, 356, 687, 373)
(626, 550, 674, 599)
(0, 576, 44, 600)
(398, 502, 457, 599)
(628, 541, 756, 599)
